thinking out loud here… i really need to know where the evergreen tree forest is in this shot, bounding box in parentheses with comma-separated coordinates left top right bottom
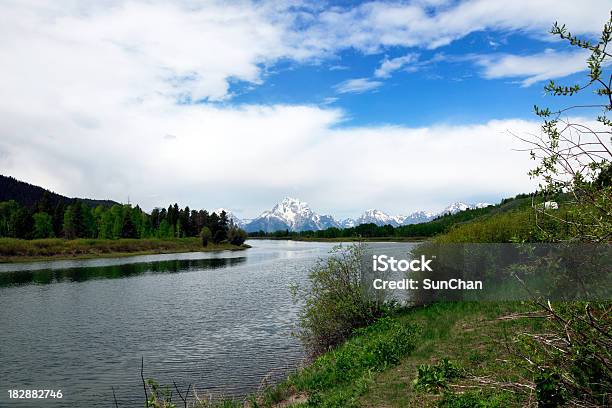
(0, 196, 237, 243)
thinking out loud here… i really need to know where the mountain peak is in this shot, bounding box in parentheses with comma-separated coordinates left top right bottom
(243, 198, 496, 233)
(247, 197, 339, 232)
(211, 208, 244, 227)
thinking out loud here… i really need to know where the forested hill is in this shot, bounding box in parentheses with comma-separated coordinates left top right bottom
(0, 175, 118, 209)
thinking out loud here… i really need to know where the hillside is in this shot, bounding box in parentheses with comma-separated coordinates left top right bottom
(0, 175, 118, 208)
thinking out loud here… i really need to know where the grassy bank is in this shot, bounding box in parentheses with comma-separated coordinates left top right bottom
(0, 237, 249, 263)
(259, 301, 542, 407)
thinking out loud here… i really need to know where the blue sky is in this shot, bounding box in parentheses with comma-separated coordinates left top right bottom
(230, 29, 590, 128)
(0, 1, 609, 219)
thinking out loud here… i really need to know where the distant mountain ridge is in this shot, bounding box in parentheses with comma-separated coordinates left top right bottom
(0, 175, 492, 232)
(0, 175, 118, 209)
(242, 197, 492, 233)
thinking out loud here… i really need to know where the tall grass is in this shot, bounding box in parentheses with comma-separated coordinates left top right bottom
(0, 237, 245, 261)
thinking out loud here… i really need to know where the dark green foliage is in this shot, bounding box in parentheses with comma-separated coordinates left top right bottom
(200, 226, 212, 247)
(413, 358, 464, 392)
(0, 188, 246, 243)
(0, 174, 117, 209)
(227, 227, 247, 245)
(120, 210, 138, 238)
(212, 229, 225, 244)
(534, 372, 567, 408)
(11, 206, 33, 239)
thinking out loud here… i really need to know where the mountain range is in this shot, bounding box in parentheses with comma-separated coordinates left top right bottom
(228, 197, 492, 233)
(0, 175, 492, 233)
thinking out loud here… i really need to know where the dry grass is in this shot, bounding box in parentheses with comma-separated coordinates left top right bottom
(0, 237, 248, 262)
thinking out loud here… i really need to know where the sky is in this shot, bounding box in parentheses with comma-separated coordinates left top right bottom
(0, 0, 609, 219)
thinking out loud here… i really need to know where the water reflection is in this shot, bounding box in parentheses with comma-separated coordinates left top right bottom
(0, 257, 247, 287)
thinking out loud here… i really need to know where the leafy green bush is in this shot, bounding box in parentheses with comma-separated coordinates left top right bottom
(413, 358, 464, 392)
(293, 243, 395, 356)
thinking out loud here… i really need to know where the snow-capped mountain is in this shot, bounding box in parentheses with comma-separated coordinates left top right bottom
(211, 208, 244, 228)
(352, 209, 407, 227)
(473, 202, 492, 209)
(244, 197, 340, 232)
(402, 210, 436, 225)
(336, 203, 492, 228)
(340, 218, 356, 228)
(240, 198, 494, 232)
(437, 202, 492, 216)
(342, 209, 435, 228)
(438, 202, 471, 215)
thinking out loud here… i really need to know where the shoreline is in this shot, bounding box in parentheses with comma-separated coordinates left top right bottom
(247, 236, 428, 243)
(0, 238, 250, 264)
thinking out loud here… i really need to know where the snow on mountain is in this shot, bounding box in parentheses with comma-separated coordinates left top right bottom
(436, 202, 493, 216)
(402, 210, 436, 225)
(473, 202, 492, 209)
(211, 208, 244, 228)
(438, 202, 471, 216)
(240, 198, 495, 232)
(353, 209, 405, 227)
(244, 197, 340, 232)
(340, 218, 356, 228)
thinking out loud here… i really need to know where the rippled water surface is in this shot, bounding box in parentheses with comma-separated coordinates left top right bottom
(0, 240, 413, 407)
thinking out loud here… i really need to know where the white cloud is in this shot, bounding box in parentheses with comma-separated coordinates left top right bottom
(334, 78, 383, 94)
(0, 1, 311, 105)
(374, 54, 420, 78)
(0, 0, 607, 218)
(301, 0, 608, 53)
(474, 49, 590, 86)
(0, 93, 542, 217)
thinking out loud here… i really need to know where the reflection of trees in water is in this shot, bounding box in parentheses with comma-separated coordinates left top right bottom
(0, 257, 247, 286)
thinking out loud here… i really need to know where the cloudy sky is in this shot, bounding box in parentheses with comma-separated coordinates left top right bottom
(0, 0, 609, 219)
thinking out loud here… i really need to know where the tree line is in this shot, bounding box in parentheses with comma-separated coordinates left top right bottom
(0, 192, 246, 245)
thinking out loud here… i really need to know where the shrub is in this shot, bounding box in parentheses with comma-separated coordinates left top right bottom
(212, 229, 225, 244)
(413, 358, 464, 392)
(200, 227, 212, 247)
(226, 227, 247, 246)
(293, 243, 394, 356)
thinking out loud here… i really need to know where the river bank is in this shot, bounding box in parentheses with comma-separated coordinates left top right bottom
(232, 301, 541, 408)
(247, 236, 428, 243)
(0, 237, 249, 263)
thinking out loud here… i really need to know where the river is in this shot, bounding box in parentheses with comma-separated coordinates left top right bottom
(0, 239, 415, 407)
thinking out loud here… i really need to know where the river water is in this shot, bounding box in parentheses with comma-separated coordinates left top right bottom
(0, 240, 414, 407)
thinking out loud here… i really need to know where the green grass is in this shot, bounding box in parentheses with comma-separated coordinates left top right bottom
(0, 237, 249, 262)
(261, 302, 543, 407)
